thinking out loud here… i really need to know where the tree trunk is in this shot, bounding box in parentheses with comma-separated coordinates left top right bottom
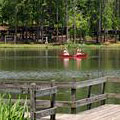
(73, 0, 76, 43)
(65, 0, 69, 42)
(56, 0, 59, 42)
(98, 0, 102, 43)
(14, 7, 18, 44)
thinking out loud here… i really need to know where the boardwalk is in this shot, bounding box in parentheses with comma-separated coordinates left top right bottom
(42, 104, 120, 120)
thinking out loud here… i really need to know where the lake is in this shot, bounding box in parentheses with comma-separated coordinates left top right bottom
(0, 47, 120, 82)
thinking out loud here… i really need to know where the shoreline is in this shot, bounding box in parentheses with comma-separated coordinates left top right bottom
(0, 43, 120, 49)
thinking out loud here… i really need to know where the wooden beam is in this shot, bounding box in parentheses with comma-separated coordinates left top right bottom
(107, 76, 120, 83)
(36, 100, 72, 108)
(75, 94, 107, 108)
(35, 107, 56, 118)
(36, 86, 57, 97)
(0, 83, 29, 89)
(107, 93, 120, 99)
(76, 77, 106, 89)
(30, 83, 36, 120)
(0, 88, 22, 94)
(0, 77, 107, 89)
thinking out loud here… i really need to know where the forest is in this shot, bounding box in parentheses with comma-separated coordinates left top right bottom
(0, 0, 119, 44)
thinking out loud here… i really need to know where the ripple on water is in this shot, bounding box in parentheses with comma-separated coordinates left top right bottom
(0, 70, 120, 81)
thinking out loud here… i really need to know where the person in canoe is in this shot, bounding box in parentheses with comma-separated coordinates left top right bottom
(75, 48, 83, 56)
(74, 48, 87, 58)
(63, 48, 70, 56)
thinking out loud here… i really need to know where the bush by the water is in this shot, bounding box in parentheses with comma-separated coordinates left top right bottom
(0, 94, 30, 120)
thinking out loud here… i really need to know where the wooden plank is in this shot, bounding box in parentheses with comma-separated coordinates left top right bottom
(50, 81, 56, 120)
(87, 85, 92, 109)
(0, 88, 22, 94)
(107, 93, 120, 99)
(36, 100, 72, 108)
(30, 83, 36, 120)
(0, 83, 29, 89)
(36, 107, 56, 118)
(101, 110, 120, 120)
(111, 112, 120, 120)
(36, 86, 57, 97)
(78, 104, 115, 116)
(71, 87, 76, 113)
(76, 77, 107, 89)
(79, 105, 120, 120)
(101, 82, 106, 105)
(75, 94, 107, 108)
(91, 105, 120, 120)
(0, 77, 107, 90)
(40, 105, 120, 120)
(107, 76, 120, 83)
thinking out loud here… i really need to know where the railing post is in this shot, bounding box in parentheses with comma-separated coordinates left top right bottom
(30, 83, 36, 120)
(87, 85, 92, 109)
(101, 82, 106, 105)
(71, 81, 76, 114)
(50, 80, 56, 120)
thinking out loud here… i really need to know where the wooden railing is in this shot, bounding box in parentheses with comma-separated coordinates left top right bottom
(69, 77, 107, 113)
(107, 76, 120, 100)
(1, 76, 120, 115)
(2, 77, 106, 113)
(0, 82, 57, 120)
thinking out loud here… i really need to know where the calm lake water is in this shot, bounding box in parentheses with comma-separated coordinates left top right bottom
(0, 47, 120, 82)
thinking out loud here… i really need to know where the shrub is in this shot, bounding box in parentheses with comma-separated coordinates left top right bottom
(0, 94, 30, 120)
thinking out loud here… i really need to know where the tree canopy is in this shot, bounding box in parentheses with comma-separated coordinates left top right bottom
(0, 0, 119, 42)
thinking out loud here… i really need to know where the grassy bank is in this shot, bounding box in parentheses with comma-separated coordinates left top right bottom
(0, 43, 120, 49)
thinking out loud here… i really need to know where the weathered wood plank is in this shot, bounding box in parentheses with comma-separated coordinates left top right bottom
(36, 107, 56, 118)
(79, 105, 120, 120)
(71, 87, 76, 113)
(36, 100, 71, 108)
(76, 77, 107, 89)
(87, 85, 92, 109)
(107, 93, 120, 99)
(0, 83, 29, 89)
(0, 77, 107, 89)
(30, 83, 36, 120)
(75, 94, 107, 108)
(91, 106, 120, 120)
(50, 81, 56, 120)
(40, 105, 120, 120)
(101, 82, 106, 105)
(107, 76, 120, 83)
(77, 104, 115, 116)
(36, 86, 57, 97)
(0, 88, 22, 94)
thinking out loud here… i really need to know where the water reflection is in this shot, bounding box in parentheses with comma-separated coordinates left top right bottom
(75, 58, 82, 70)
(63, 57, 83, 70)
(63, 58, 70, 69)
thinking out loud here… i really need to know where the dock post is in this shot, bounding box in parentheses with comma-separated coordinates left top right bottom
(71, 81, 76, 114)
(87, 85, 92, 109)
(50, 80, 56, 120)
(30, 83, 36, 120)
(101, 82, 106, 105)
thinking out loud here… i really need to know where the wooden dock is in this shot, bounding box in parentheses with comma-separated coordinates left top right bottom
(1, 76, 120, 120)
(42, 104, 120, 120)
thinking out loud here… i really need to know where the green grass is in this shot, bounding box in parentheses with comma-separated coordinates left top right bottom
(0, 94, 30, 120)
(0, 43, 120, 49)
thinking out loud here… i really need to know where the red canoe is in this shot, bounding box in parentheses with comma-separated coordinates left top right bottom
(59, 54, 73, 58)
(73, 53, 87, 58)
(59, 53, 88, 59)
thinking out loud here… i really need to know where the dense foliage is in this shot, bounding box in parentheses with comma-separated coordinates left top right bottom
(0, 94, 29, 120)
(0, 0, 119, 41)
